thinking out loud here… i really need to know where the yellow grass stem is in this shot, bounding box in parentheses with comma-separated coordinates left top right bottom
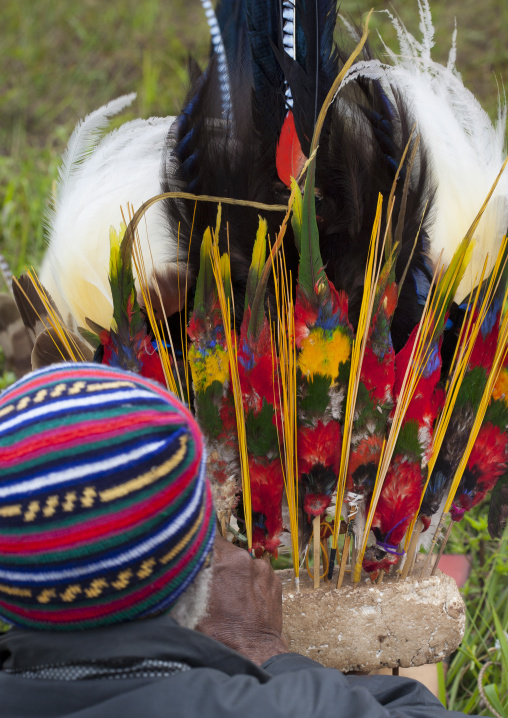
(336, 533, 351, 589)
(178, 205, 197, 406)
(431, 519, 454, 576)
(271, 246, 300, 578)
(208, 224, 253, 550)
(131, 236, 181, 399)
(426, 263, 487, 458)
(403, 263, 486, 550)
(420, 510, 449, 578)
(443, 303, 508, 514)
(400, 518, 424, 580)
(121, 203, 182, 399)
(353, 250, 453, 581)
(259, 182, 299, 291)
(310, 10, 373, 159)
(397, 244, 471, 550)
(460, 156, 508, 286)
(120, 192, 288, 270)
(353, 440, 386, 582)
(313, 515, 321, 588)
(332, 194, 384, 548)
(405, 236, 508, 551)
(332, 126, 416, 559)
(17, 271, 85, 362)
(257, 12, 373, 276)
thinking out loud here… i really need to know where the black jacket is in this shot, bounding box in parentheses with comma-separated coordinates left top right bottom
(0, 614, 472, 718)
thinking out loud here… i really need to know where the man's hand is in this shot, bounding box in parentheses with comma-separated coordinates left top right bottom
(196, 535, 288, 665)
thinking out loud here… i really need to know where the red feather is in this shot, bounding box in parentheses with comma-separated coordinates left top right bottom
(250, 459, 284, 538)
(469, 312, 501, 370)
(298, 420, 342, 477)
(451, 422, 508, 519)
(363, 457, 422, 576)
(361, 342, 395, 404)
(276, 111, 307, 187)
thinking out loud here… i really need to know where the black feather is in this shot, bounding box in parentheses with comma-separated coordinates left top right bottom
(420, 405, 475, 519)
(488, 469, 508, 539)
(216, 0, 251, 88)
(31, 328, 93, 370)
(162, 42, 291, 330)
(272, 0, 339, 155)
(163, 3, 435, 352)
(12, 273, 63, 345)
(314, 55, 435, 349)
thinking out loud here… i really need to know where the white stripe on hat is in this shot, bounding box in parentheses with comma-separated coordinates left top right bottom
(0, 438, 168, 499)
(0, 388, 165, 437)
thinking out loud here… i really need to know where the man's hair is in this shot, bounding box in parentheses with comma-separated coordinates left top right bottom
(171, 564, 213, 629)
(0, 363, 215, 631)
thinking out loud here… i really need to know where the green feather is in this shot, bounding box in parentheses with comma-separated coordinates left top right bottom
(110, 223, 144, 338)
(354, 383, 376, 426)
(299, 373, 332, 418)
(245, 218, 267, 311)
(78, 326, 101, 348)
(483, 394, 508, 428)
(245, 399, 279, 456)
(246, 218, 270, 340)
(194, 228, 214, 316)
(433, 234, 473, 333)
(337, 360, 351, 386)
(195, 381, 225, 437)
(394, 419, 423, 462)
(290, 179, 303, 255)
(298, 158, 327, 303)
(220, 253, 232, 315)
(455, 365, 488, 411)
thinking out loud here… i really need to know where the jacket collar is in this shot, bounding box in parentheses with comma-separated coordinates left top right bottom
(0, 613, 270, 682)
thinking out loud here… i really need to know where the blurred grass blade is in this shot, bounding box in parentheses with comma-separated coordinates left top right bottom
(436, 662, 447, 707)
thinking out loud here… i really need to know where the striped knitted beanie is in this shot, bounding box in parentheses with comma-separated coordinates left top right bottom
(0, 363, 215, 630)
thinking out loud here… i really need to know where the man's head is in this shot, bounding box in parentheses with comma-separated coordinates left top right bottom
(0, 363, 215, 630)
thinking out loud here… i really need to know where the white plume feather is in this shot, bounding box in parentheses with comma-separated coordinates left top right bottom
(341, 0, 508, 302)
(52, 94, 137, 214)
(41, 97, 178, 331)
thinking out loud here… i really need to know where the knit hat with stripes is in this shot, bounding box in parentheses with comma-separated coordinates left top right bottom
(0, 363, 215, 630)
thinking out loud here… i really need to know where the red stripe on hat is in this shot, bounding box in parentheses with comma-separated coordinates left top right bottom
(0, 411, 183, 466)
(1, 366, 202, 455)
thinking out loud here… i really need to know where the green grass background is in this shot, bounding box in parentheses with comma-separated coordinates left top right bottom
(1, 1, 508, 714)
(1, 0, 508, 275)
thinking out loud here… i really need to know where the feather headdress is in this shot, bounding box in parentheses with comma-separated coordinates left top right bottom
(17, 0, 508, 584)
